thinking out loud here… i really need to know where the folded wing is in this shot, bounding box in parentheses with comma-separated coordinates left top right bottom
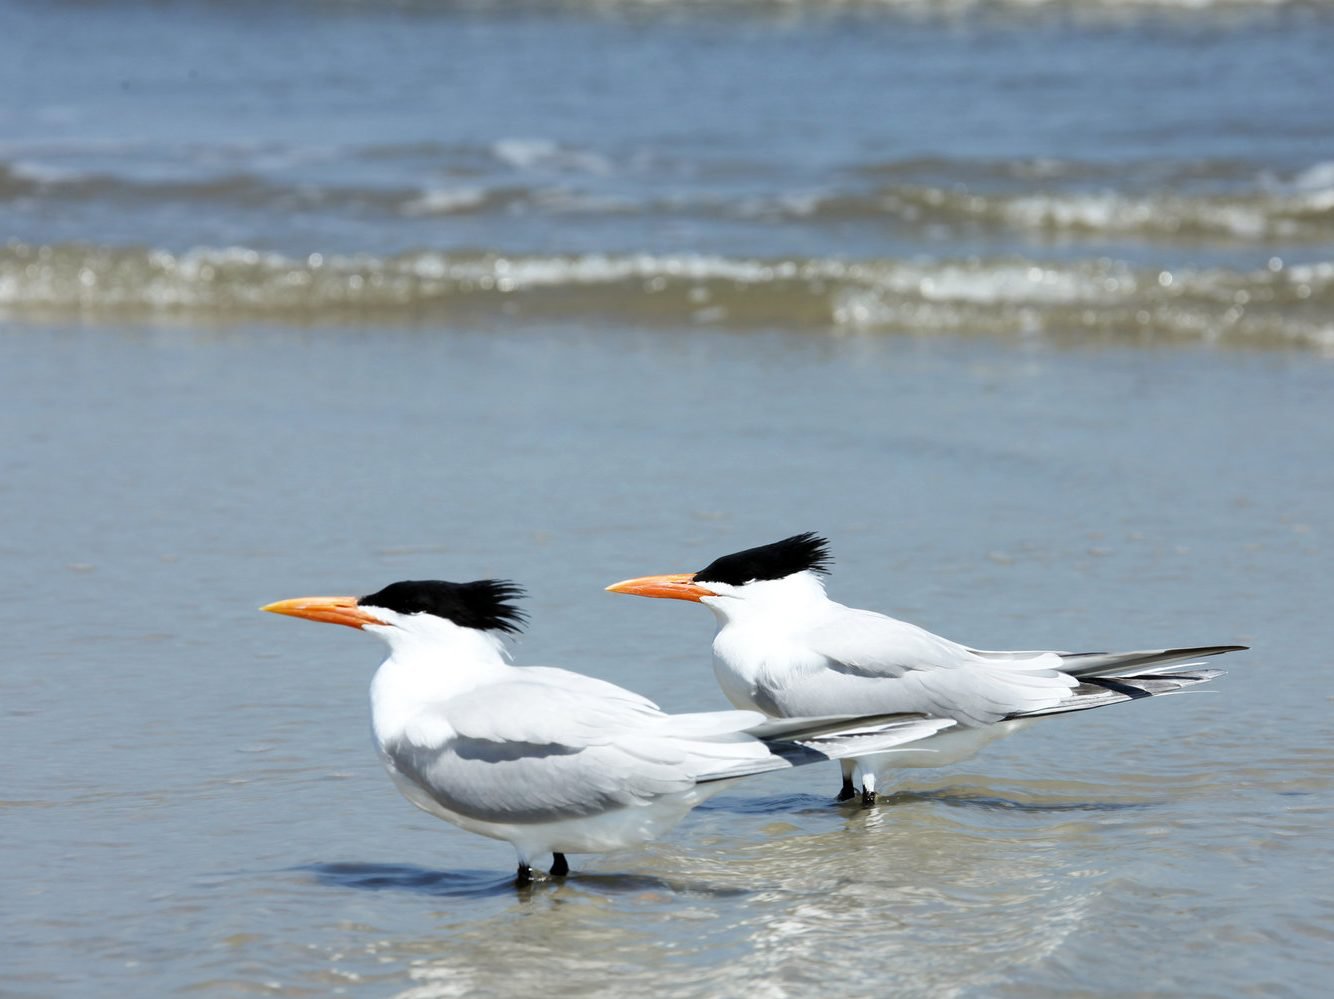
(798, 612, 1240, 726)
(798, 609, 1077, 725)
(381, 668, 954, 823)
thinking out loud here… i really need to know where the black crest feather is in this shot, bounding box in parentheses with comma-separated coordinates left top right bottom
(358, 579, 527, 633)
(695, 533, 832, 586)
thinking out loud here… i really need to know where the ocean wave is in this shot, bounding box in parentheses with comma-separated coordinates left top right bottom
(3, 241, 1330, 350)
(491, 138, 614, 175)
(7, 153, 1331, 244)
(840, 184, 1334, 242)
(742, 158, 1334, 241)
(0, 162, 43, 198)
(0, 164, 334, 210)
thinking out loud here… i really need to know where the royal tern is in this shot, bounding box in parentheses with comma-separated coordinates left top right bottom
(263, 577, 955, 884)
(607, 534, 1245, 806)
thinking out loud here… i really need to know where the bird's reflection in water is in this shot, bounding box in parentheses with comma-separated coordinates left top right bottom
(302, 861, 751, 901)
(303, 862, 515, 899)
(876, 785, 1156, 813)
(313, 785, 1113, 999)
(697, 779, 1156, 817)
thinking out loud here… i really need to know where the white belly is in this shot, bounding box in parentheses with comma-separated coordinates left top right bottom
(381, 755, 715, 862)
(861, 718, 1033, 771)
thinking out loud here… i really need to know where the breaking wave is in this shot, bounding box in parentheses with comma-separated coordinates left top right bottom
(4, 241, 1331, 350)
(6, 154, 1331, 245)
(735, 184, 1334, 244)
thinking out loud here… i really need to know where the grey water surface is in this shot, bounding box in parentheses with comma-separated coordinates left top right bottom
(3, 0, 1333, 996)
(3, 323, 1331, 996)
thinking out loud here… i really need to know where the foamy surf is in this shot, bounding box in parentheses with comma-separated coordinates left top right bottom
(6, 152, 1330, 245)
(3, 241, 1330, 350)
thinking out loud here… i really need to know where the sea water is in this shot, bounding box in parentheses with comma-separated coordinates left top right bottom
(2, 2, 1332, 996)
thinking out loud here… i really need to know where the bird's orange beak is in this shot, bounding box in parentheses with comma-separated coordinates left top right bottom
(604, 572, 717, 602)
(261, 595, 387, 629)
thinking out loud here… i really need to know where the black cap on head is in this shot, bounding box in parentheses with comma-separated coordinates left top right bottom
(358, 580, 527, 634)
(694, 533, 831, 586)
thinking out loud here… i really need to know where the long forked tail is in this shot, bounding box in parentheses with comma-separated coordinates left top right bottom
(1056, 645, 1246, 677)
(1011, 669, 1223, 719)
(697, 714, 955, 784)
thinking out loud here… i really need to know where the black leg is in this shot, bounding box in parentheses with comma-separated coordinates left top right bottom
(515, 863, 533, 886)
(860, 787, 877, 808)
(550, 853, 569, 877)
(837, 776, 857, 801)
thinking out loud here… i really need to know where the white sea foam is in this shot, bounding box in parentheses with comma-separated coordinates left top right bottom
(735, 190, 830, 219)
(492, 138, 612, 175)
(1291, 161, 1334, 193)
(2, 241, 1329, 349)
(1004, 192, 1284, 240)
(872, 183, 1334, 242)
(5, 159, 84, 184)
(401, 187, 489, 216)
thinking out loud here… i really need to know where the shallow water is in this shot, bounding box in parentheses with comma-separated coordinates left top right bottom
(4, 0, 1334, 994)
(3, 321, 1332, 996)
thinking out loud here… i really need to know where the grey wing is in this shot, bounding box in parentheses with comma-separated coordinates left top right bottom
(383, 681, 700, 825)
(799, 609, 1078, 726)
(804, 608, 987, 677)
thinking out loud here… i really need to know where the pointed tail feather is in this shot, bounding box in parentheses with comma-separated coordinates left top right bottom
(697, 714, 955, 783)
(744, 712, 948, 743)
(1057, 645, 1245, 677)
(1010, 669, 1224, 719)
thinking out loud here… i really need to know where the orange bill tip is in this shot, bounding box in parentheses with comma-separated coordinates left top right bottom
(604, 573, 717, 602)
(261, 595, 387, 629)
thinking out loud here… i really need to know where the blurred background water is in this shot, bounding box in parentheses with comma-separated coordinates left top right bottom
(4, 0, 1334, 346)
(2, 1, 1332, 996)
